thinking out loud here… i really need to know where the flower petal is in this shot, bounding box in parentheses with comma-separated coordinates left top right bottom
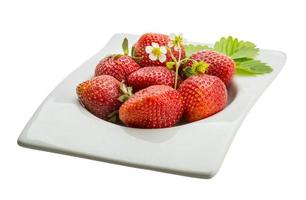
(160, 46, 167, 54)
(149, 53, 157, 61)
(152, 42, 159, 48)
(159, 54, 166, 63)
(145, 46, 153, 54)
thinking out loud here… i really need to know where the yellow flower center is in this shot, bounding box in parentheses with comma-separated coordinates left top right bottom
(152, 47, 162, 57)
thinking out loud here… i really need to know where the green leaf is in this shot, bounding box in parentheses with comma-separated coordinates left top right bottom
(122, 38, 129, 55)
(212, 36, 273, 76)
(184, 44, 211, 57)
(235, 68, 257, 76)
(236, 59, 273, 74)
(224, 36, 233, 56)
(238, 41, 257, 49)
(231, 47, 259, 60)
(213, 36, 259, 59)
(214, 37, 227, 55)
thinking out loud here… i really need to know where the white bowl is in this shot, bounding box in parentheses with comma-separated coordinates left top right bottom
(18, 34, 286, 178)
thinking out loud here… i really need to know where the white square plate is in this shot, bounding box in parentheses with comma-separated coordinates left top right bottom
(18, 34, 286, 178)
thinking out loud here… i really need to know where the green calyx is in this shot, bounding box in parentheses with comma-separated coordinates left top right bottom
(122, 38, 129, 55)
(110, 38, 142, 61)
(131, 46, 136, 57)
(122, 37, 142, 61)
(118, 82, 133, 102)
(107, 82, 133, 123)
(183, 61, 209, 77)
(112, 54, 123, 60)
(107, 110, 118, 123)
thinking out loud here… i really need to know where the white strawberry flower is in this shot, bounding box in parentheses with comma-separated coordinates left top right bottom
(145, 42, 167, 63)
(168, 33, 186, 51)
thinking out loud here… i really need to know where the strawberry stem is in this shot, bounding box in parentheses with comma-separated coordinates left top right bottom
(168, 46, 182, 90)
(168, 47, 177, 63)
(174, 63, 179, 90)
(175, 47, 182, 89)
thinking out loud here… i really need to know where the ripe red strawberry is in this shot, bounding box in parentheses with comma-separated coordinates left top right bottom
(119, 85, 184, 128)
(95, 38, 140, 81)
(127, 66, 176, 91)
(95, 55, 140, 82)
(133, 33, 185, 67)
(76, 75, 121, 120)
(178, 74, 227, 122)
(186, 50, 235, 86)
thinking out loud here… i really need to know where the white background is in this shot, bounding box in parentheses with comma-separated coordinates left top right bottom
(1, 0, 305, 199)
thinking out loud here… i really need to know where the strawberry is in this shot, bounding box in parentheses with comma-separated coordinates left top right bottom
(95, 55, 140, 82)
(178, 74, 227, 122)
(185, 50, 235, 86)
(76, 75, 122, 120)
(95, 38, 140, 82)
(119, 85, 184, 128)
(133, 33, 185, 67)
(127, 66, 176, 91)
